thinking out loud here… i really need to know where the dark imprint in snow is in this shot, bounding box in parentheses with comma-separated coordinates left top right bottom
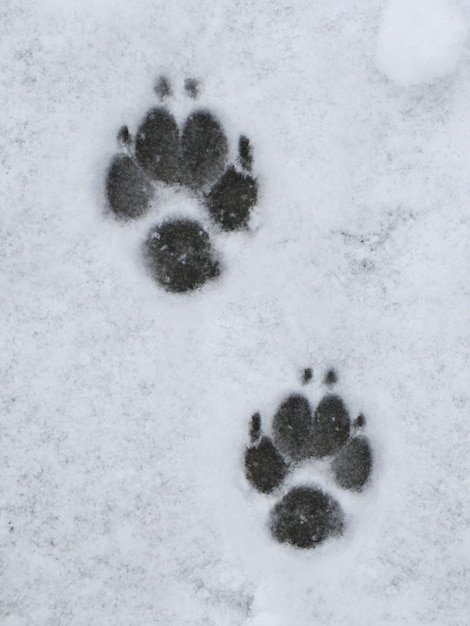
(105, 76, 258, 293)
(244, 369, 373, 549)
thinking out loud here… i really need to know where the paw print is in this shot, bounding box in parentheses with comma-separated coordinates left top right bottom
(244, 369, 373, 549)
(105, 76, 259, 293)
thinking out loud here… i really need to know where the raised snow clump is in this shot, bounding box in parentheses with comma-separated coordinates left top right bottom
(376, 0, 467, 87)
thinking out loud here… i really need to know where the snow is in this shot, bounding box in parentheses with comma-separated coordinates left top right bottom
(1, 0, 470, 624)
(376, 0, 468, 86)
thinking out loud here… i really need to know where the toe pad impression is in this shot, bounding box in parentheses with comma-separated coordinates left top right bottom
(181, 110, 228, 189)
(272, 394, 314, 462)
(205, 166, 258, 231)
(135, 108, 180, 184)
(312, 395, 351, 458)
(245, 436, 289, 494)
(332, 436, 373, 491)
(106, 155, 153, 220)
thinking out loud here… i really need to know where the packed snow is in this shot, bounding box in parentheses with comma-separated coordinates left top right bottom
(1, 0, 469, 625)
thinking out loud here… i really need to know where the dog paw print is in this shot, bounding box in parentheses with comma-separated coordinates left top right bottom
(244, 368, 373, 549)
(105, 76, 259, 293)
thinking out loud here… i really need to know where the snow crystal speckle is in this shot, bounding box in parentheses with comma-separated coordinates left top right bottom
(2, 0, 470, 624)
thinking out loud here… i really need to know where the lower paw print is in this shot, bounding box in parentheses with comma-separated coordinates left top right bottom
(244, 369, 373, 549)
(104, 76, 258, 293)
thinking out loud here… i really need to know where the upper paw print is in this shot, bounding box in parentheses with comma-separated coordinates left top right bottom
(104, 77, 259, 293)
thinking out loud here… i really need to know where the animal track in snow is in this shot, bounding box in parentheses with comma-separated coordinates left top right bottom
(244, 368, 373, 549)
(105, 76, 258, 293)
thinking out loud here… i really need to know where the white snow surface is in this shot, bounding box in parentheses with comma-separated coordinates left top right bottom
(376, 0, 468, 86)
(1, 0, 470, 624)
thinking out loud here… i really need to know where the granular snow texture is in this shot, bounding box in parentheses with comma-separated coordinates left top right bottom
(1, 1, 469, 625)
